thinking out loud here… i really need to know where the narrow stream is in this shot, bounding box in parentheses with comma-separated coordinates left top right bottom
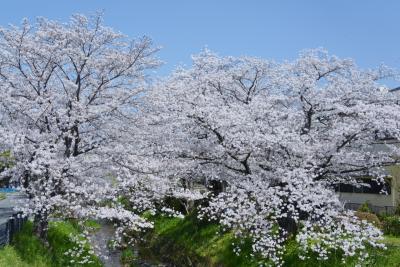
(89, 222, 122, 267)
(90, 221, 170, 267)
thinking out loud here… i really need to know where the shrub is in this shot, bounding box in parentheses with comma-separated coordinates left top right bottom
(358, 202, 371, 213)
(382, 216, 400, 236)
(354, 211, 381, 227)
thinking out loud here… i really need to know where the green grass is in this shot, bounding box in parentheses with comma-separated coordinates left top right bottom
(83, 219, 102, 231)
(10, 221, 53, 266)
(139, 214, 265, 266)
(138, 214, 400, 267)
(0, 193, 6, 200)
(0, 245, 47, 267)
(0, 220, 102, 267)
(383, 235, 400, 247)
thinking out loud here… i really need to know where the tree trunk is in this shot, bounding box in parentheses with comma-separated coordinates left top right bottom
(207, 180, 228, 195)
(277, 216, 298, 237)
(33, 212, 49, 244)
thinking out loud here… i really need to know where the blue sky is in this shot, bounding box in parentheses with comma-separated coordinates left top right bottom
(0, 0, 399, 77)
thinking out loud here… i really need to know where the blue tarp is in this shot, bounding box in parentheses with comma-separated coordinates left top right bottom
(0, 188, 18, 193)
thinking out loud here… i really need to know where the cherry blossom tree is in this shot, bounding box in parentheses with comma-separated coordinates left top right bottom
(145, 49, 400, 265)
(1, 11, 399, 266)
(0, 13, 162, 241)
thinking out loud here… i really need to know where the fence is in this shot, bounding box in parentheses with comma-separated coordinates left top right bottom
(345, 202, 395, 214)
(0, 210, 26, 247)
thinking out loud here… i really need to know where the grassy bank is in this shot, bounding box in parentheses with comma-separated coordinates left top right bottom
(136, 214, 400, 267)
(137, 214, 261, 266)
(0, 220, 102, 267)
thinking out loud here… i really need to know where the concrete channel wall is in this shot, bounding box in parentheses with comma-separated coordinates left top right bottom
(0, 211, 26, 246)
(0, 192, 27, 247)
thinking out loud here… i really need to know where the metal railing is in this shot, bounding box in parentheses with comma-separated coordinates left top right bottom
(345, 203, 395, 214)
